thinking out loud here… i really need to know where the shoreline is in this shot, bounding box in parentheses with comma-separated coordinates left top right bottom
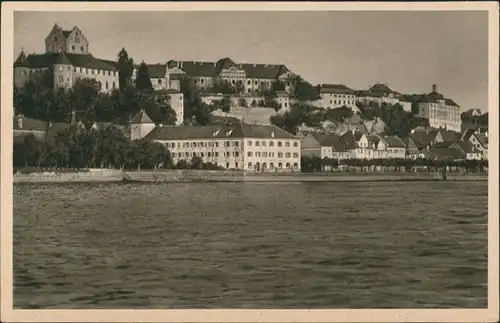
(13, 169, 488, 184)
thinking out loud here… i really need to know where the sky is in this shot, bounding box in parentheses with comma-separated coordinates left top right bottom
(14, 10, 489, 112)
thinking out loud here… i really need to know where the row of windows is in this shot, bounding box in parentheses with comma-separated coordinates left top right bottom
(62, 76, 116, 90)
(325, 94, 355, 98)
(57, 65, 118, 77)
(165, 141, 239, 149)
(248, 162, 299, 169)
(247, 151, 299, 158)
(247, 140, 298, 148)
(171, 151, 240, 158)
(329, 100, 355, 105)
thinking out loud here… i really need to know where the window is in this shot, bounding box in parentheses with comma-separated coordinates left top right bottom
(278, 152, 283, 158)
(256, 152, 261, 157)
(285, 142, 291, 147)
(255, 141, 260, 147)
(278, 163, 283, 168)
(234, 141, 239, 147)
(215, 152, 219, 157)
(293, 153, 299, 158)
(261, 141, 266, 146)
(81, 46, 84, 52)
(226, 162, 230, 169)
(193, 153, 197, 157)
(269, 141, 274, 147)
(247, 80, 251, 85)
(248, 152, 253, 157)
(158, 79, 162, 85)
(235, 162, 239, 168)
(59, 75, 64, 82)
(171, 153, 177, 158)
(269, 152, 274, 157)
(285, 152, 291, 158)
(293, 163, 298, 168)
(247, 140, 252, 146)
(201, 79, 205, 84)
(262, 152, 268, 157)
(270, 162, 274, 169)
(254, 81, 258, 85)
(248, 162, 252, 168)
(225, 141, 231, 147)
(105, 81, 109, 90)
(214, 142, 219, 148)
(234, 152, 239, 157)
(200, 152, 204, 157)
(286, 163, 291, 168)
(278, 141, 283, 147)
(293, 142, 299, 147)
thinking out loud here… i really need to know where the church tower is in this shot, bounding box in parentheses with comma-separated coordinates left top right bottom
(13, 49, 30, 88)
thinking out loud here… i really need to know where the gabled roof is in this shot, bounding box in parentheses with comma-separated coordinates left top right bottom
(368, 83, 394, 94)
(432, 141, 454, 149)
(437, 130, 460, 143)
(130, 110, 154, 124)
(20, 53, 117, 71)
(366, 135, 381, 146)
(451, 140, 477, 154)
(319, 84, 354, 94)
(472, 133, 488, 148)
(410, 130, 438, 147)
(309, 132, 346, 152)
(381, 136, 406, 148)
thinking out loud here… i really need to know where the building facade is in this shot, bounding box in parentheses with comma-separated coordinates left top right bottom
(356, 83, 412, 112)
(14, 23, 118, 92)
(416, 84, 461, 132)
(313, 84, 358, 112)
(131, 110, 301, 171)
(134, 57, 295, 94)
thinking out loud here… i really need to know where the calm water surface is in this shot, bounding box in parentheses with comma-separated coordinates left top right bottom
(14, 181, 487, 308)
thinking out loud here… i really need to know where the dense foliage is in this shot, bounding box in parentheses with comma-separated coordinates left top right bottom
(301, 155, 488, 173)
(14, 49, 177, 125)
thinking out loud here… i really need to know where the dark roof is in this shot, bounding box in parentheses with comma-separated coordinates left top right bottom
(13, 116, 48, 131)
(309, 132, 346, 152)
(145, 123, 296, 141)
(55, 52, 71, 65)
(410, 130, 438, 147)
(62, 30, 71, 38)
(418, 92, 459, 107)
(429, 147, 465, 160)
(369, 83, 394, 94)
(98, 59, 119, 69)
(340, 131, 357, 150)
(20, 53, 117, 71)
(14, 51, 29, 67)
(165, 58, 290, 79)
(366, 135, 381, 146)
(452, 140, 477, 154)
(432, 141, 454, 149)
(130, 110, 154, 124)
(438, 130, 460, 143)
(146, 64, 167, 78)
(381, 136, 406, 148)
(319, 84, 354, 94)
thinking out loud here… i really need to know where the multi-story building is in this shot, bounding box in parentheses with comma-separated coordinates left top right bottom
(134, 57, 295, 94)
(301, 132, 351, 160)
(130, 110, 301, 172)
(312, 84, 358, 112)
(416, 84, 461, 132)
(356, 83, 412, 112)
(14, 23, 119, 92)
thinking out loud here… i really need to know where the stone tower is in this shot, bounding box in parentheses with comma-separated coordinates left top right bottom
(13, 49, 30, 88)
(53, 52, 73, 89)
(45, 23, 89, 55)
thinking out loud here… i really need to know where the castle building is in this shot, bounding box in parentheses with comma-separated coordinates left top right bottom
(416, 84, 461, 132)
(130, 110, 301, 172)
(14, 23, 118, 92)
(312, 84, 359, 112)
(134, 57, 295, 94)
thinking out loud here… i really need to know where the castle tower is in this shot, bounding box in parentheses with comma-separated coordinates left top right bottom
(13, 49, 30, 88)
(53, 52, 73, 89)
(45, 23, 89, 54)
(130, 109, 156, 140)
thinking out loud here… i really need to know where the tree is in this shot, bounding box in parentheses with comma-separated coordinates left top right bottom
(180, 76, 212, 125)
(135, 62, 153, 92)
(238, 98, 247, 107)
(117, 48, 135, 91)
(190, 156, 203, 170)
(288, 75, 320, 101)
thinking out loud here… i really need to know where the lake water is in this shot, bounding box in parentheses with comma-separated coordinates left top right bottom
(13, 181, 488, 308)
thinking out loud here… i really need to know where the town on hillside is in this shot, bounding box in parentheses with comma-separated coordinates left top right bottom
(13, 23, 489, 172)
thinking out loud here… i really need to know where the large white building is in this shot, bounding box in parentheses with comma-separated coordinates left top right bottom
(416, 84, 461, 132)
(130, 110, 301, 172)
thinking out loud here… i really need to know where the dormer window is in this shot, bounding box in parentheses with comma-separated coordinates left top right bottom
(212, 130, 220, 137)
(225, 129, 234, 136)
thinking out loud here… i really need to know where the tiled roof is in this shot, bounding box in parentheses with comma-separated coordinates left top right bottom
(167, 60, 218, 77)
(309, 132, 346, 152)
(381, 136, 406, 148)
(319, 84, 354, 94)
(369, 83, 394, 94)
(473, 133, 488, 148)
(241, 63, 289, 79)
(432, 141, 454, 149)
(14, 51, 29, 67)
(418, 92, 459, 107)
(20, 53, 117, 71)
(366, 135, 381, 146)
(130, 110, 154, 124)
(98, 59, 119, 69)
(452, 140, 477, 154)
(145, 123, 296, 141)
(13, 116, 48, 131)
(410, 130, 438, 147)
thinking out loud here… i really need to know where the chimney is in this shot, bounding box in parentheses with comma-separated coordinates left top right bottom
(432, 84, 437, 93)
(271, 131, 275, 138)
(71, 110, 76, 124)
(17, 116, 23, 129)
